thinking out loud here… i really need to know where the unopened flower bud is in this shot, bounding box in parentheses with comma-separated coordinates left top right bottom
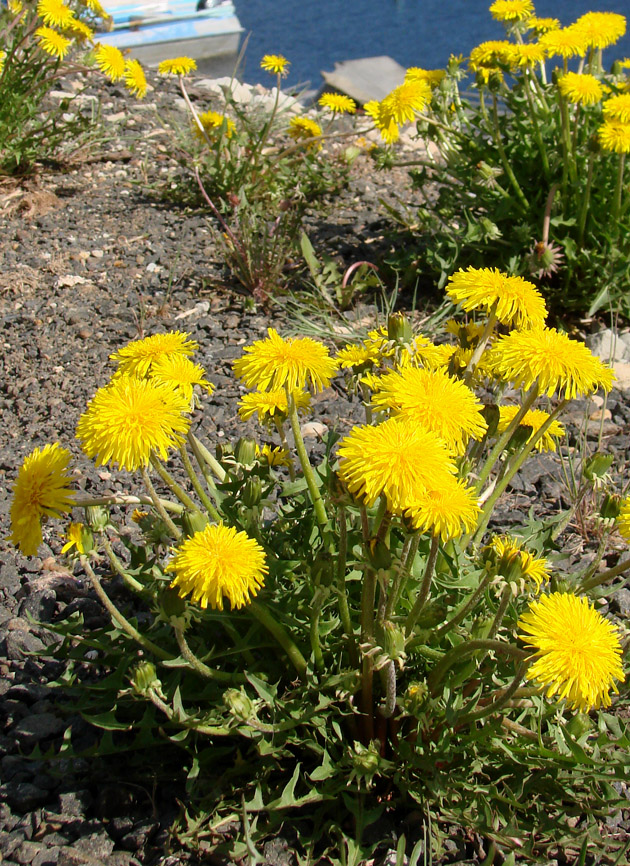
(85, 506, 109, 531)
(131, 661, 161, 697)
(583, 453, 614, 484)
(350, 740, 381, 779)
(242, 477, 263, 508)
(160, 585, 187, 619)
(369, 539, 392, 570)
(565, 712, 594, 737)
(181, 510, 209, 538)
(235, 437, 257, 467)
(224, 688, 254, 721)
(387, 312, 413, 344)
(404, 680, 428, 713)
(382, 621, 406, 661)
(601, 493, 622, 520)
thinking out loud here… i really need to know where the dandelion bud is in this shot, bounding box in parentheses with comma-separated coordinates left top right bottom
(85, 506, 109, 531)
(565, 713, 594, 738)
(224, 688, 254, 721)
(181, 510, 209, 537)
(160, 585, 187, 619)
(350, 740, 381, 779)
(131, 661, 161, 697)
(382, 621, 406, 661)
(505, 423, 533, 453)
(404, 680, 428, 714)
(387, 312, 413, 344)
(583, 453, 614, 484)
(369, 539, 392, 570)
(235, 437, 257, 467)
(242, 477, 263, 508)
(601, 493, 621, 520)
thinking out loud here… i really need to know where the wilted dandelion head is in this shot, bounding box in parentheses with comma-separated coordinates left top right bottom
(10, 443, 75, 557)
(371, 366, 488, 454)
(111, 331, 198, 377)
(76, 376, 191, 471)
(446, 266, 547, 329)
(557, 71, 603, 105)
(168, 523, 267, 610)
(337, 416, 456, 513)
(233, 328, 337, 393)
(491, 327, 615, 399)
(518, 592, 625, 712)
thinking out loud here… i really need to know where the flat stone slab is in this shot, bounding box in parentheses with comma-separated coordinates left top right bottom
(321, 55, 406, 104)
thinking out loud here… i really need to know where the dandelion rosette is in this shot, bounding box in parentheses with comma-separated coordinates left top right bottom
(111, 331, 198, 378)
(518, 592, 625, 712)
(10, 443, 75, 556)
(158, 56, 197, 76)
(491, 327, 615, 399)
(76, 376, 191, 471)
(260, 54, 289, 76)
(233, 328, 337, 393)
(557, 72, 603, 106)
(167, 523, 267, 610)
(371, 366, 488, 454)
(405, 476, 480, 541)
(337, 416, 456, 513)
(238, 388, 311, 422)
(497, 405, 565, 452)
(318, 93, 357, 114)
(446, 267, 547, 329)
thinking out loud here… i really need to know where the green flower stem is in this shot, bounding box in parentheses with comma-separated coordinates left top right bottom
(76, 494, 183, 514)
(359, 382, 373, 425)
(178, 444, 222, 522)
(360, 568, 377, 741)
(249, 600, 308, 679)
(462, 307, 498, 387)
(80, 555, 172, 661)
(577, 153, 595, 248)
(309, 586, 328, 671)
(100, 534, 145, 594)
(613, 153, 626, 229)
(273, 416, 296, 480)
(144, 687, 233, 735)
(404, 534, 440, 636)
(435, 569, 494, 638)
(579, 555, 630, 592)
(473, 399, 568, 545)
(173, 624, 244, 682)
(360, 505, 370, 543)
(378, 660, 397, 719)
(150, 455, 202, 515)
(286, 388, 329, 533)
(371, 495, 389, 539)
(384, 532, 421, 622)
(187, 431, 227, 482)
(427, 639, 528, 698)
(491, 94, 529, 212)
(558, 93, 574, 200)
(457, 662, 528, 726)
(488, 585, 512, 640)
(523, 73, 551, 181)
(140, 467, 181, 538)
(473, 385, 539, 495)
(337, 507, 359, 667)
(575, 532, 609, 588)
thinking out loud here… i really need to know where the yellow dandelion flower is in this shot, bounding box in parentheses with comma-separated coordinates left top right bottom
(150, 355, 214, 403)
(487, 535, 550, 589)
(445, 318, 486, 346)
(557, 72, 603, 105)
(489, 0, 534, 22)
(359, 371, 383, 392)
(124, 59, 147, 98)
(371, 366, 488, 454)
(497, 405, 565, 452)
(405, 67, 445, 87)
(0, 51, 6, 75)
(82, 0, 107, 16)
(405, 476, 480, 541)
(603, 93, 630, 123)
(469, 40, 517, 70)
(260, 53, 289, 76)
(509, 43, 547, 68)
(66, 18, 94, 41)
(8, 0, 23, 13)
(446, 267, 547, 329)
(539, 26, 588, 60)
(37, 0, 75, 29)
(111, 331, 198, 378)
(527, 16, 560, 35)
(94, 43, 125, 82)
(131, 508, 148, 523)
(288, 116, 323, 149)
(491, 327, 615, 399)
(238, 388, 311, 422)
(363, 326, 394, 358)
(616, 496, 630, 542)
(410, 342, 455, 370)
(158, 56, 197, 76)
(518, 592, 624, 712)
(167, 523, 267, 610)
(573, 11, 626, 51)
(194, 109, 236, 140)
(256, 443, 292, 467)
(233, 328, 337, 393)
(598, 120, 630, 153)
(336, 343, 380, 370)
(36, 26, 71, 59)
(61, 522, 85, 555)
(337, 416, 456, 513)
(318, 93, 357, 114)
(76, 376, 191, 471)
(381, 79, 431, 126)
(10, 443, 75, 557)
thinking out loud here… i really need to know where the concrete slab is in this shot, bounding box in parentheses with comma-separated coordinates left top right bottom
(320, 55, 407, 105)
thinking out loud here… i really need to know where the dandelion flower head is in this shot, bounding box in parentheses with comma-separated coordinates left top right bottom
(319, 93, 356, 114)
(486, 535, 550, 589)
(518, 592, 624, 712)
(497, 405, 565, 452)
(489, 0, 534, 22)
(10, 443, 75, 556)
(598, 120, 630, 153)
(573, 11, 626, 50)
(603, 93, 630, 123)
(539, 26, 588, 60)
(405, 67, 445, 87)
(158, 56, 197, 76)
(336, 343, 380, 371)
(256, 443, 292, 467)
(168, 523, 267, 610)
(406, 476, 480, 541)
(124, 59, 147, 98)
(36, 26, 71, 58)
(557, 72, 603, 105)
(260, 53, 289, 76)
(527, 16, 560, 35)
(37, 0, 75, 29)
(446, 267, 547, 329)
(150, 355, 214, 403)
(510, 43, 547, 68)
(371, 365, 488, 454)
(94, 43, 125, 82)
(61, 522, 85, 555)
(111, 331, 198, 378)
(492, 327, 615, 399)
(67, 18, 95, 41)
(233, 328, 337, 393)
(76, 376, 191, 471)
(195, 110, 236, 140)
(469, 40, 516, 70)
(617, 495, 630, 542)
(288, 116, 322, 148)
(337, 416, 456, 513)
(238, 388, 311, 423)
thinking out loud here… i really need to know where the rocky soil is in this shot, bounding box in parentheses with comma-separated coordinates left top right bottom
(1, 69, 630, 866)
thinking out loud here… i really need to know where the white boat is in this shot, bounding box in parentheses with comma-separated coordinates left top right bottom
(97, 0, 243, 70)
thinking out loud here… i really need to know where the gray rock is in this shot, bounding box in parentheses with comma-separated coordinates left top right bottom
(0, 831, 23, 859)
(56, 790, 93, 818)
(585, 328, 628, 363)
(33, 847, 62, 866)
(14, 840, 46, 864)
(72, 828, 114, 860)
(1, 781, 50, 812)
(13, 714, 66, 746)
(611, 588, 630, 616)
(119, 821, 157, 851)
(18, 590, 56, 624)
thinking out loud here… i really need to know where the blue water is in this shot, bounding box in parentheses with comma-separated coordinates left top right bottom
(232, 0, 630, 89)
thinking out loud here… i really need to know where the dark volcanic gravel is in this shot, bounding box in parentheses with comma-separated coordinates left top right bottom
(1, 70, 630, 865)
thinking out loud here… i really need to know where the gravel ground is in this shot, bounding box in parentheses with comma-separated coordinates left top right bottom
(1, 70, 630, 866)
